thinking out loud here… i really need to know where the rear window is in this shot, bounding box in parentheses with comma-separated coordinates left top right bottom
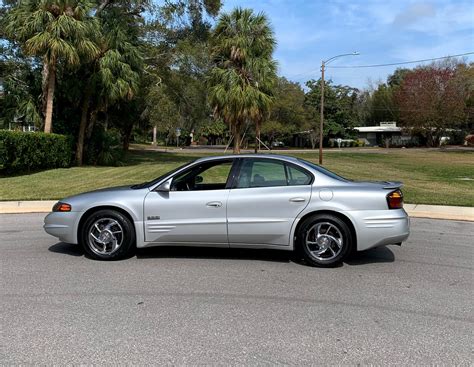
(298, 159, 349, 182)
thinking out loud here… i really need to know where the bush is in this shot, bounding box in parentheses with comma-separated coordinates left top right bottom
(0, 130, 72, 173)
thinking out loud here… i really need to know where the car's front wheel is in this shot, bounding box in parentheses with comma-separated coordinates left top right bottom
(297, 214, 353, 267)
(81, 209, 135, 260)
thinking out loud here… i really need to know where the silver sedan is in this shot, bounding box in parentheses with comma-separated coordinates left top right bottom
(44, 154, 410, 267)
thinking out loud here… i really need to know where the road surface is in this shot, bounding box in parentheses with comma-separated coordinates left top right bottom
(1, 214, 472, 365)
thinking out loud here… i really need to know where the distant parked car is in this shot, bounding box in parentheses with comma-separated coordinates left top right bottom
(439, 136, 450, 147)
(271, 141, 285, 148)
(44, 154, 410, 267)
(465, 134, 474, 146)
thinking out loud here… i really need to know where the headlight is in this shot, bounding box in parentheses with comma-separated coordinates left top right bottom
(52, 202, 72, 212)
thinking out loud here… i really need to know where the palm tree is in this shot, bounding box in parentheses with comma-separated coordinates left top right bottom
(75, 10, 142, 165)
(75, 39, 141, 165)
(209, 8, 277, 154)
(4, 0, 100, 133)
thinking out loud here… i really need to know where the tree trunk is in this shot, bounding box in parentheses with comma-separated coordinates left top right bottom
(41, 60, 49, 120)
(254, 119, 262, 153)
(44, 62, 56, 133)
(233, 122, 241, 154)
(86, 108, 98, 140)
(76, 89, 92, 166)
(122, 123, 133, 151)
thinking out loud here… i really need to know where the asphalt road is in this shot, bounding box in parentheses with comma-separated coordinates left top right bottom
(1, 214, 472, 365)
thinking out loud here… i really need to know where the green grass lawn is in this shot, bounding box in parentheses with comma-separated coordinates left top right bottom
(1, 148, 473, 206)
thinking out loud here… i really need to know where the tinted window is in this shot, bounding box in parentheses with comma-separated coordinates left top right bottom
(198, 162, 232, 186)
(298, 158, 349, 182)
(235, 159, 311, 188)
(131, 161, 194, 189)
(287, 164, 312, 185)
(171, 160, 233, 191)
(237, 160, 287, 188)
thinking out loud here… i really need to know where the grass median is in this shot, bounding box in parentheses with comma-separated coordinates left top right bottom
(1, 148, 473, 206)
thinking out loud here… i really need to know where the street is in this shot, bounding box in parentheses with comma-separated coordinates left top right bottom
(1, 214, 472, 365)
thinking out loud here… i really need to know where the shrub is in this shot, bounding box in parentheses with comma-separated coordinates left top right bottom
(0, 130, 72, 173)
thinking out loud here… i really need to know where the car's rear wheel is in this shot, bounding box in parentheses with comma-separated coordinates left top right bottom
(81, 209, 135, 260)
(297, 214, 352, 267)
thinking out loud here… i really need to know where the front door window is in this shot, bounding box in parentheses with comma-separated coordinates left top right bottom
(171, 161, 233, 191)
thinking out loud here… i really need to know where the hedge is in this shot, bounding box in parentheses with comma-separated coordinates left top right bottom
(0, 130, 73, 173)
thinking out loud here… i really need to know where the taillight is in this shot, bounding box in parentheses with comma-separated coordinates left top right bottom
(387, 190, 403, 209)
(52, 202, 72, 212)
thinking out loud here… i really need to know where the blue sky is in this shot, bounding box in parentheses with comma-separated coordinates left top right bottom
(222, 0, 474, 90)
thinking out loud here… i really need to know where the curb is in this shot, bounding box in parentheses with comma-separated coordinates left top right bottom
(403, 204, 474, 222)
(0, 200, 57, 214)
(1, 201, 473, 221)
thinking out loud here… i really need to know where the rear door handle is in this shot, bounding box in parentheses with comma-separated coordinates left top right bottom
(206, 201, 222, 208)
(289, 197, 306, 203)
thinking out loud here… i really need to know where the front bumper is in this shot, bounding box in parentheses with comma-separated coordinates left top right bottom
(43, 211, 83, 244)
(343, 208, 410, 251)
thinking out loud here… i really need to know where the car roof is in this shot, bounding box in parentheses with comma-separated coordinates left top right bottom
(194, 154, 301, 164)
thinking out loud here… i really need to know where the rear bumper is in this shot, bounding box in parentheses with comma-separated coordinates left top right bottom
(43, 211, 82, 244)
(343, 209, 410, 251)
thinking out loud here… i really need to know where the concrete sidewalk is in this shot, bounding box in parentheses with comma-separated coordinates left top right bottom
(0, 200, 473, 221)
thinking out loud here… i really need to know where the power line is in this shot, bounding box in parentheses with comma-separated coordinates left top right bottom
(327, 52, 474, 69)
(287, 52, 474, 79)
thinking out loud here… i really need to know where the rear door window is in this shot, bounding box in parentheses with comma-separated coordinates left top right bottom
(234, 159, 312, 188)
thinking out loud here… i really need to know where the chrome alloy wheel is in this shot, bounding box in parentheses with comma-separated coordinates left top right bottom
(305, 222, 344, 261)
(88, 218, 124, 256)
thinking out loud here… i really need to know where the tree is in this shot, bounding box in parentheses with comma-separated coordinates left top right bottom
(4, 0, 100, 133)
(75, 1, 143, 164)
(454, 62, 474, 132)
(208, 7, 277, 153)
(305, 79, 360, 146)
(368, 83, 398, 124)
(262, 77, 309, 146)
(0, 42, 43, 129)
(387, 68, 410, 88)
(395, 63, 469, 146)
(140, 0, 222, 147)
(145, 85, 181, 145)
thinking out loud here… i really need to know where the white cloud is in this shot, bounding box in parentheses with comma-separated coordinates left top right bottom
(393, 2, 437, 26)
(391, 1, 474, 35)
(221, 0, 474, 89)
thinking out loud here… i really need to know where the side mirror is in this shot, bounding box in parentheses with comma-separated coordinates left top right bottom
(195, 175, 203, 184)
(156, 179, 171, 192)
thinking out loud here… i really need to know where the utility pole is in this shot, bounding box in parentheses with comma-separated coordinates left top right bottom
(318, 52, 359, 165)
(319, 61, 325, 165)
(152, 125, 157, 146)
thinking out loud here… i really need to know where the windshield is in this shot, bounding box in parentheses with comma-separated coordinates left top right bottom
(130, 161, 195, 189)
(298, 159, 349, 182)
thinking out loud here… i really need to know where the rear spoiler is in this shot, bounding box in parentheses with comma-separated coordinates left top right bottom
(383, 181, 403, 189)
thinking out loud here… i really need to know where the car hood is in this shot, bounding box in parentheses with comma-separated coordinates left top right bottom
(69, 185, 135, 197)
(59, 185, 148, 208)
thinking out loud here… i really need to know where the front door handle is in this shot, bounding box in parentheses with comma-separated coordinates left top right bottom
(206, 201, 222, 208)
(289, 197, 306, 203)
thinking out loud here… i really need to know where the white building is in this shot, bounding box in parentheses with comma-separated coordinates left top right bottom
(354, 122, 403, 146)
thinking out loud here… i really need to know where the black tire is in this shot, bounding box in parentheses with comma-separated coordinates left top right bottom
(296, 214, 353, 267)
(80, 209, 136, 260)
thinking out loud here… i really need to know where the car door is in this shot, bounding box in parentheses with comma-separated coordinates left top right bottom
(143, 159, 236, 245)
(227, 158, 313, 247)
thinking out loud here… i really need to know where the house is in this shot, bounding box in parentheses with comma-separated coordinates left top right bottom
(354, 121, 403, 146)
